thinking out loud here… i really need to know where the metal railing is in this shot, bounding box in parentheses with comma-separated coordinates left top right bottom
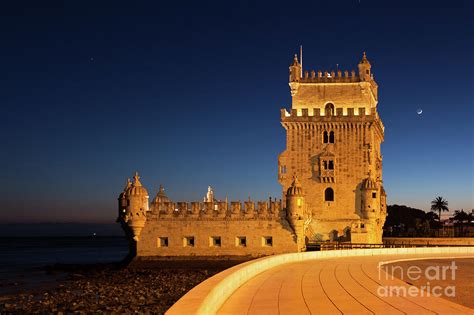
(306, 242, 474, 251)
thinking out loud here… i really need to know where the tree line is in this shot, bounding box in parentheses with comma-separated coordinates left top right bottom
(383, 196, 473, 237)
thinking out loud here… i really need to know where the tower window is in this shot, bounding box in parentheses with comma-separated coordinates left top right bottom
(325, 103, 335, 116)
(323, 160, 334, 170)
(323, 131, 335, 144)
(324, 188, 334, 201)
(372, 192, 377, 199)
(158, 237, 168, 247)
(236, 236, 247, 247)
(184, 236, 195, 247)
(210, 236, 221, 247)
(262, 236, 273, 247)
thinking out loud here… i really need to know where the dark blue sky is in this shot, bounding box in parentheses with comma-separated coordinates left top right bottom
(1, 0, 473, 223)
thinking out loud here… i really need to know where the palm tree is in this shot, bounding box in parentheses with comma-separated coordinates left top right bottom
(431, 196, 449, 223)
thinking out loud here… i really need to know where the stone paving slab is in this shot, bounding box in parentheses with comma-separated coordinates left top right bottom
(217, 254, 474, 315)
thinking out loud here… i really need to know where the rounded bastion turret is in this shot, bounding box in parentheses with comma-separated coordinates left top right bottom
(361, 175, 379, 220)
(286, 176, 305, 227)
(286, 176, 306, 251)
(117, 172, 149, 241)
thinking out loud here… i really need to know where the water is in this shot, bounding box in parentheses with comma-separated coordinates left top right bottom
(0, 236, 129, 295)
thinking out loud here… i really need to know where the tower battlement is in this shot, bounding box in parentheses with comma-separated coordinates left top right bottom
(280, 108, 385, 132)
(297, 69, 360, 83)
(289, 52, 378, 105)
(147, 200, 283, 221)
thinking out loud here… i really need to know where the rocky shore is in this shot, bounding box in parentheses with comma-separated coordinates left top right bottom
(0, 258, 251, 314)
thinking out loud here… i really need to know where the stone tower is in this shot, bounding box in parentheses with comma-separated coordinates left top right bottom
(117, 172, 149, 242)
(279, 52, 387, 244)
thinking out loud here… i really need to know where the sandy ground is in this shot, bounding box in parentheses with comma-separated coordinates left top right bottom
(0, 258, 252, 314)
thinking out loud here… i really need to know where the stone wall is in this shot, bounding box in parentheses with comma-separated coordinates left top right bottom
(137, 218, 298, 257)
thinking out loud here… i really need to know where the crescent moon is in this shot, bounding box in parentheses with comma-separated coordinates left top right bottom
(417, 109, 423, 115)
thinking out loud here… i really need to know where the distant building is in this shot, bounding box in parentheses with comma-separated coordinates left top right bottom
(117, 52, 387, 257)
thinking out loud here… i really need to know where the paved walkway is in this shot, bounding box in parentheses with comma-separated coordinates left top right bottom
(217, 254, 473, 315)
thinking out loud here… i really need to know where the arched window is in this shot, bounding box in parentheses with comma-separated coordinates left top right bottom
(328, 160, 334, 170)
(324, 188, 334, 201)
(329, 131, 335, 143)
(325, 103, 335, 116)
(323, 131, 329, 143)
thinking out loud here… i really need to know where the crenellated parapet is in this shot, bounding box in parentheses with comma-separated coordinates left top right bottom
(281, 107, 378, 119)
(148, 199, 283, 221)
(280, 107, 384, 131)
(298, 69, 361, 83)
(289, 52, 378, 101)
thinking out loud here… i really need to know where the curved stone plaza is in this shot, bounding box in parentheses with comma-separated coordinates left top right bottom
(167, 248, 474, 315)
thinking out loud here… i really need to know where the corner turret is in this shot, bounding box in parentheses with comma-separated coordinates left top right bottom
(358, 51, 372, 81)
(289, 54, 302, 96)
(117, 172, 149, 242)
(285, 176, 306, 251)
(361, 175, 378, 219)
(289, 54, 301, 82)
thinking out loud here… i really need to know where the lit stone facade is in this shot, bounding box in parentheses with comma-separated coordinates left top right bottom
(117, 52, 387, 258)
(278, 52, 387, 243)
(118, 176, 300, 257)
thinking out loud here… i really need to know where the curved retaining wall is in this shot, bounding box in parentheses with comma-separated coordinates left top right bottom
(383, 237, 474, 246)
(166, 247, 474, 315)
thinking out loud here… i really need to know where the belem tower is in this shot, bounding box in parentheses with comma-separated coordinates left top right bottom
(117, 52, 387, 257)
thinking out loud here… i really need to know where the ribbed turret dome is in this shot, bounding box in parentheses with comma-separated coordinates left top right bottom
(152, 185, 170, 204)
(362, 177, 377, 190)
(287, 176, 303, 196)
(126, 172, 148, 196)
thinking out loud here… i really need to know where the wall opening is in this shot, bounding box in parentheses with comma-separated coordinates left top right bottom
(325, 103, 335, 116)
(324, 188, 334, 201)
(184, 236, 195, 247)
(236, 236, 247, 247)
(262, 236, 273, 247)
(210, 236, 221, 247)
(158, 237, 168, 247)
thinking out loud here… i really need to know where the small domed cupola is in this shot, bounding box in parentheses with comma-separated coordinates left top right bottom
(362, 177, 378, 190)
(127, 172, 149, 197)
(152, 184, 170, 204)
(287, 176, 303, 196)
